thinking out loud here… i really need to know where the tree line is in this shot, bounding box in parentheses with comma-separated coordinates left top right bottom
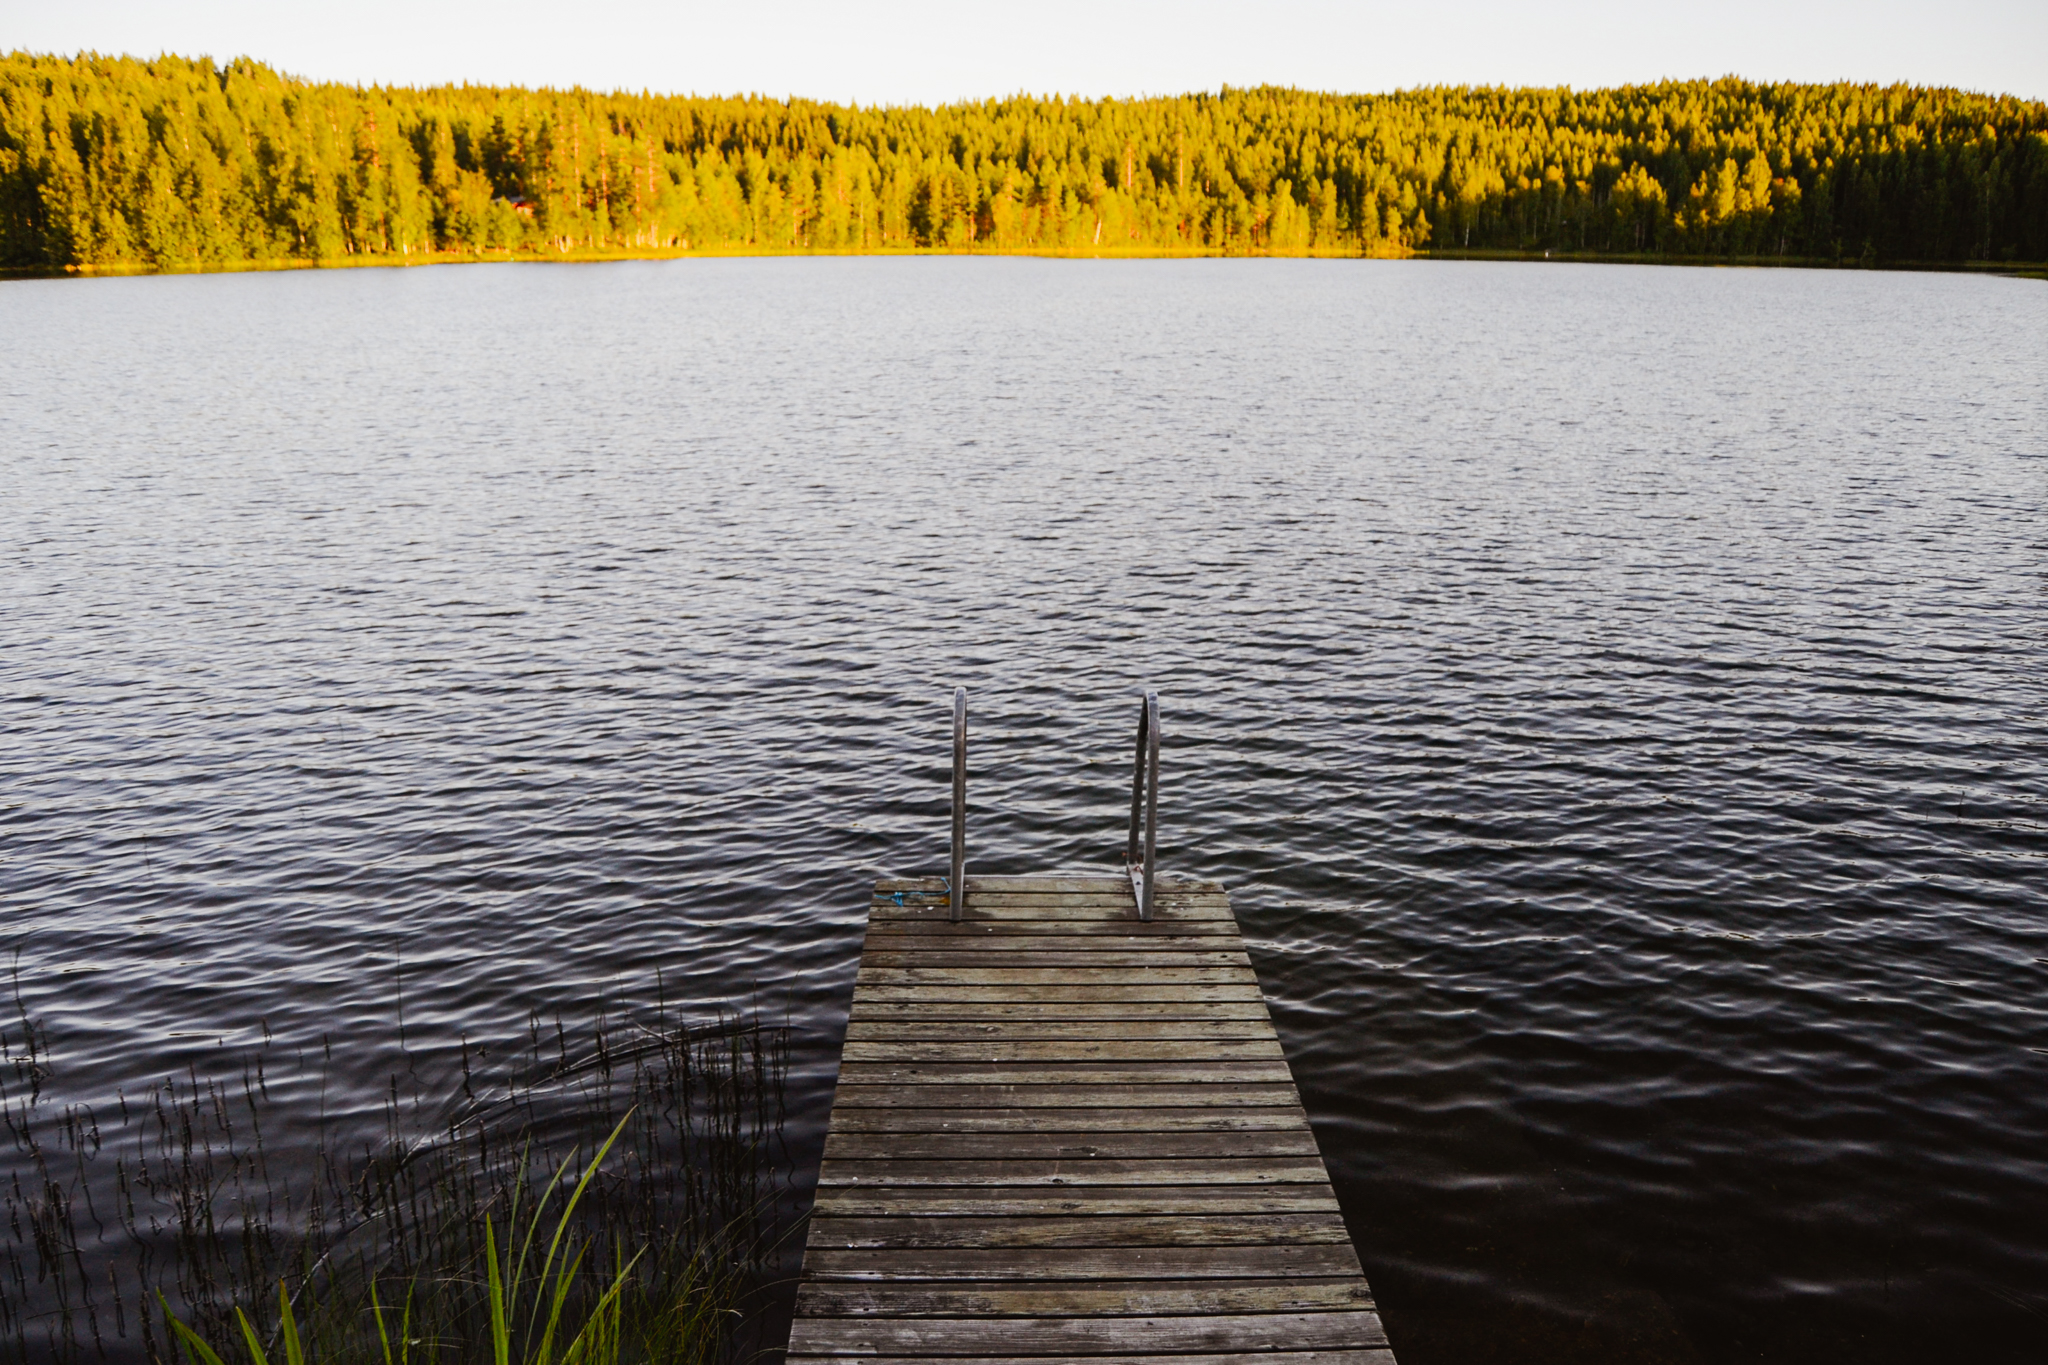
(2, 50, 2044, 270)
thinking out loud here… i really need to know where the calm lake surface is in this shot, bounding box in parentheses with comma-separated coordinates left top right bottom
(4, 257, 2045, 1362)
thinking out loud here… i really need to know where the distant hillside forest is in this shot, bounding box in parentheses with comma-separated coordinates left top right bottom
(3, 51, 2045, 270)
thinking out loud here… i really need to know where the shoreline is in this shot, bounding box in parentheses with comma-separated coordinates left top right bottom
(6, 245, 2044, 282)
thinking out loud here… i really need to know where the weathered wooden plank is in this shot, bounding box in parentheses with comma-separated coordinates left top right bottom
(855, 984, 1269, 1004)
(848, 1000, 1277, 1022)
(794, 1277, 1376, 1317)
(789, 1354, 1395, 1365)
(872, 875, 1225, 892)
(873, 902, 1231, 918)
(865, 920, 1243, 938)
(858, 967, 1260, 985)
(843, 1020, 1279, 1042)
(873, 895, 1203, 909)
(833, 1084, 1303, 1109)
(821, 1129, 1323, 1161)
(840, 1040, 1286, 1063)
(817, 1157, 1331, 1187)
(785, 1310, 1387, 1354)
(795, 874, 1389, 1363)
(868, 888, 1105, 896)
(958, 887, 1216, 900)
(824, 1106, 1312, 1134)
(874, 876, 1115, 892)
(867, 937, 1248, 954)
(812, 1185, 1341, 1217)
(836, 1062, 1294, 1086)
(803, 1212, 1355, 1249)
(798, 1244, 1365, 1281)
(860, 951, 1253, 968)
(978, 888, 1225, 897)
(872, 899, 1230, 917)
(788, 1352, 1395, 1365)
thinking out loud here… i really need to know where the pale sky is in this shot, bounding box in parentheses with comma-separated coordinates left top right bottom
(5, 0, 2043, 104)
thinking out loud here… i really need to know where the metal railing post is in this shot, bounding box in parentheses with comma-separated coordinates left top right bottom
(1126, 698, 1150, 869)
(1125, 690, 1161, 922)
(950, 687, 967, 923)
(1141, 690, 1159, 923)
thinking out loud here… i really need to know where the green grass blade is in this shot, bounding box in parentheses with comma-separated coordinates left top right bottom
(159, 1296, 230, 1365)
(531, 1109, 634, 1364)
(532, 1244, 588, 1365)
(371, 1279, 393, 1365)
(512, 1145, 574, 1302)
(487, 1215, 511, 1365)
(234, 1308, 269, 1365)
(275, 1283, 303, 1365)
(560, 1248, 643, 1365)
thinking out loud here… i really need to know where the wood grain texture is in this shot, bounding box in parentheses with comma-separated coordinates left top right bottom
(840, 1039, 1287, 1063)
(823, 1105, 1313, 1133)
(816, 1157, 1332, 1187)
(871, 905, 1236, 922)
(831, 1083, 1305, 1108)
(793, 1278, 1376, 1316)
(803, 1212, 1356, 1248)
(847, 1000, 1277, 1022)
(811, 1185, 1343, 1217)
(856, 967, 1261, 985)
(835, 1061, 1297, 1086)
(853, 984, 1271, 1003)
(787, 1353, 1395, 1365)
(799, 1244, 1365, 1280)
(864, 920, 1243, 937)
(859, 950, 1254, 968)
(790, 1355, 1392, 1365)
(785, 1310, 1388, 1353)
(787, 878, 1393, 1362)
(788, 1355, 1396, 1365)
(821, 1129, 1324, 1160)
(843, 1020, 1280, 1041)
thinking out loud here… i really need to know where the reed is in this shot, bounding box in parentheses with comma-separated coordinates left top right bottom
(1, 974, 793, 1364)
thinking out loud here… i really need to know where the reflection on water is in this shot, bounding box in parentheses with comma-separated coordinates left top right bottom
(3, 258, 2045, 1362)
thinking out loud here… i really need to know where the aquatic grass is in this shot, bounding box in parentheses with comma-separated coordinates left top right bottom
(164, 1114, 654, 1365)
(1, 978, 794, 1365)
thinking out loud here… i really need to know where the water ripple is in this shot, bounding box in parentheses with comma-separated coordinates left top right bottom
(3, 258, 2045, 1362)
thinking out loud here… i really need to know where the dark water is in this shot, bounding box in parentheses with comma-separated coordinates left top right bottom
(4, 257, 2045, 1361)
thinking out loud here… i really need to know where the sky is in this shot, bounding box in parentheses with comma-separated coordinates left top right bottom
(5, 0, 2044, 104)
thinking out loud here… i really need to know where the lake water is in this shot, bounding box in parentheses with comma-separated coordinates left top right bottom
(3, 257, 2045, 1362)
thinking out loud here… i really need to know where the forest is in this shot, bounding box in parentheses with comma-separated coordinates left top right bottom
(2, 50, 2045, 270)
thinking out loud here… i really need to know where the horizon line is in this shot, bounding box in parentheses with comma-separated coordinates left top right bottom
(11, 49, 2043, 109)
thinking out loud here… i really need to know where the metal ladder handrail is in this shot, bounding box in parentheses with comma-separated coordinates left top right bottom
(945, 687, 1161, 923)
(950, 686, 967, 922)
(1125, 690, 1160, 922)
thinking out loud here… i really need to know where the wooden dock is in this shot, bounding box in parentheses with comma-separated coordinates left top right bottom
(788, 873, 1394, 1363)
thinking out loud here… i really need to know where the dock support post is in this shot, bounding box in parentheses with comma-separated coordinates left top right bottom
(951, 687, 966, 922)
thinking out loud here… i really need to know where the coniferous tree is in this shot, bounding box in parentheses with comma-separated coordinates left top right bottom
(2, 53, 2042, 269)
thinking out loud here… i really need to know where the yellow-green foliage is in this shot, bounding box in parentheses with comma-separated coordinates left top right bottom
(3, 51, 2044, 269)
